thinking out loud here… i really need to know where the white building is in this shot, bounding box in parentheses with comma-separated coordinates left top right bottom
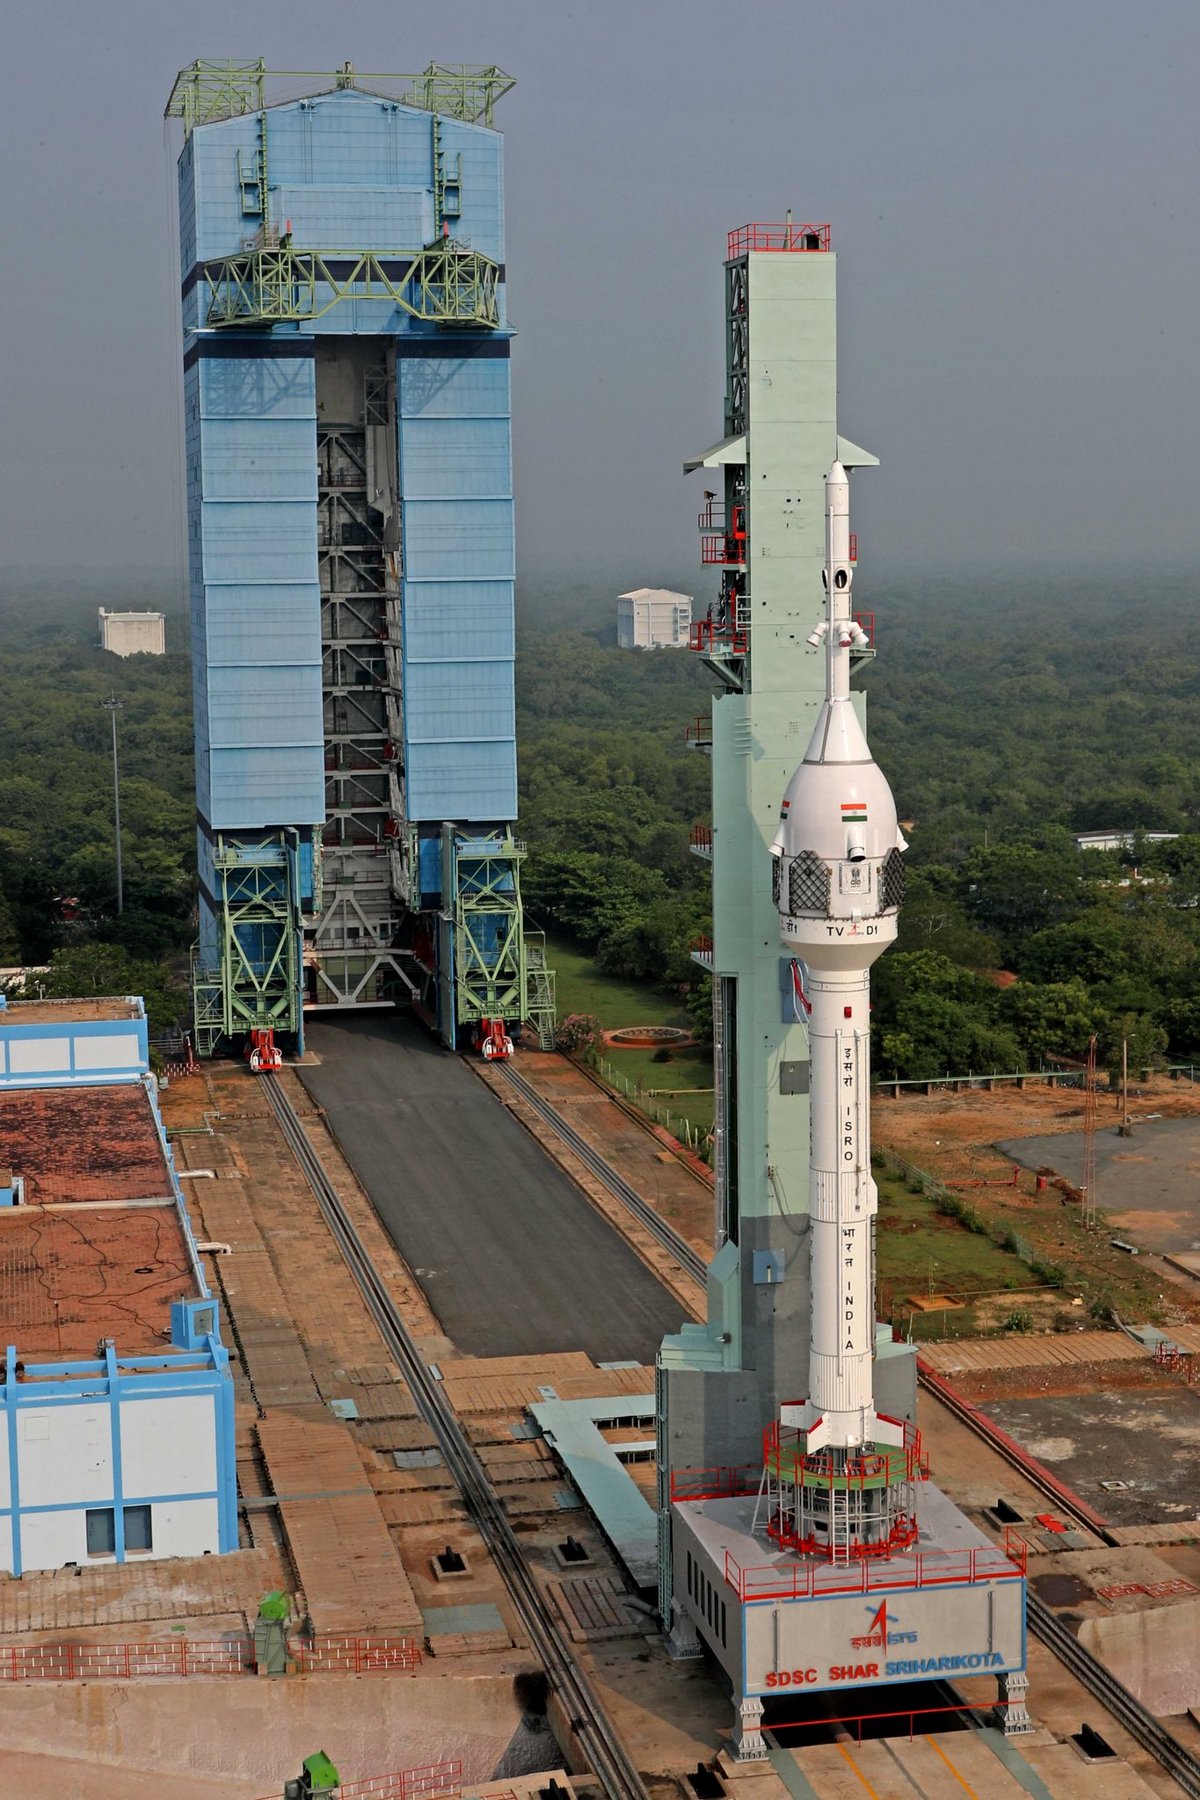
(1074, 830, 1179, 853)
(616, 588, 693, 649)
(0, 996, 235, 1573)
(99, 609, 166, 657)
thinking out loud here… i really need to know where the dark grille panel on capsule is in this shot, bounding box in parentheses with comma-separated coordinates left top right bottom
(789, 852, 831, 915)
(879, 847, 906, 911)
(772, 857, 782, 907)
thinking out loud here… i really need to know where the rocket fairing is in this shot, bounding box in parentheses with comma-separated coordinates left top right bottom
(770, 463, 907, 1456)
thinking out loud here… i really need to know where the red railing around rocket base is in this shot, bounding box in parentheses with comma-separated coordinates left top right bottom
(723, 1536, 1027, 1603)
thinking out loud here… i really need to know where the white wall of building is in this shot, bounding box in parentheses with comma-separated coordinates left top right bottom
(120, 1394, 217, 1493)
(617, 589, 692, 649)
(4, 1390, 222, 1573)
(99, 611, 166, 657)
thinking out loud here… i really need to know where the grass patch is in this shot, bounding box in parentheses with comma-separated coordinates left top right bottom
(875, 1172, 1049, 1341)
(545, 935, 713, 1139)
(546, 934, 692, 1031)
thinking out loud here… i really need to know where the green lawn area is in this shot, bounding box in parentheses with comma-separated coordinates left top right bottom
(547, 935, 692, 1030)
(875, 1171, 1053, 1340)
(546, 934, 714, 1143)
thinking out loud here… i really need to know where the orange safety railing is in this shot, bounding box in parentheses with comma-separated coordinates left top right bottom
(689, 824, 713, 852)
(690, 620, 748, 656)
(291, 1635, 422, 1675)
(255, 1761, 467, 1800)
(701, 535, 746, 566)
(848, 532, 858, 562)
(852, 611, 875, 647)
(766, 1699, 1013, 1743)
(0, 1638, 253, 1681)
(723, 1535, 1026, 1602)
(764, 1416, 927, 1490)
(689, 935, 714, 963)
(684, 715, 713, 746)
(670, 1463, 759, 1502)
(697, 499, 746, 535)
(0, 1633, 421, 1684)
(728, 222, 831, 257)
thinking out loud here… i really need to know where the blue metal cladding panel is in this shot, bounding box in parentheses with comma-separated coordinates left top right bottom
(180, 92, 514, 839)
(403, 581, 513, 662)
(274, 184, 431, 249)
(179, 95, 506, 337)
(184, 350, 323, 831)
(398, 352, 516, 823)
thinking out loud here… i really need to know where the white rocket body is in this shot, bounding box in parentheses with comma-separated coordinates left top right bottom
(770, 464, 906, 1455)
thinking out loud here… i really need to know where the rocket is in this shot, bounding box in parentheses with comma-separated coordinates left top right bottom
(769, 464, 907, 1456)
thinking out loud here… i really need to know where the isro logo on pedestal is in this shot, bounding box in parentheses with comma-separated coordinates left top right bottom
(851, 1600, 917, 1650)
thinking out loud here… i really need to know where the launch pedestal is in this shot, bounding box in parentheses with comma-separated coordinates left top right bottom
(670, 1482, 1030, 1756)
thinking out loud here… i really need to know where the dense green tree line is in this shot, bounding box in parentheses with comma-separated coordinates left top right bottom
(2, 567, 1199, 1073)
(518, 572, 1200, 1075)
(0, 580, 193, 974)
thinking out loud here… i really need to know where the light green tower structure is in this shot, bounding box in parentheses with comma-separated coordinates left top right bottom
(656, 220, 916, 1638)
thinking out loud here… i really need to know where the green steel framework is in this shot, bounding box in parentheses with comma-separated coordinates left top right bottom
(440, 832, 556, 1050)
(191, 833, 302, 1057)
(203, 243, 501, 331)
(165, 60, 516, 136)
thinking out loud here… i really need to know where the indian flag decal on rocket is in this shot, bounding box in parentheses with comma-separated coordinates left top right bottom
(841, 800, 868, 823)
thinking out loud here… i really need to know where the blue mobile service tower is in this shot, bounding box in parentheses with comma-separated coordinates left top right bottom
(167, 59, 554, 1055)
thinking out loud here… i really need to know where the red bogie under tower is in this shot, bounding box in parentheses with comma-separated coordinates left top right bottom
(245, 1028, 282, 1073)
(474, 1017, 514, 1061)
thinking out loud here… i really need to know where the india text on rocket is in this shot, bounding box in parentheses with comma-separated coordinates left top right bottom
(768, 461, 915, 1558)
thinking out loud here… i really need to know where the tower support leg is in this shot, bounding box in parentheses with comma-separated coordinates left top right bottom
(664, 1599, 702, 1660)
(733, 1695, 767, 1761)
(995, 1667, 1034, 1735)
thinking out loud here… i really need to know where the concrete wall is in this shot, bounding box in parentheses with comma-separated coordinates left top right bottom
(0, 1674, 543, 1796)
(1080, 1597, 1200, 1716)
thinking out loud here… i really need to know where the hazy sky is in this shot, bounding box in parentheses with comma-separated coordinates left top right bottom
(2, 1, 1198, 587)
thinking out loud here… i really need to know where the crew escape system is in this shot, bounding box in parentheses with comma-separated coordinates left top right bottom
(168, 60, 554, 1056)
(656, 224, 1031, 1757)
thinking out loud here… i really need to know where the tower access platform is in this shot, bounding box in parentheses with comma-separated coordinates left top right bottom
(167, 59, 554, 1057)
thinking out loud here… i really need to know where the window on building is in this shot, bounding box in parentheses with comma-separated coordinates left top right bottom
(86, 1508, 116, 1556)
(124, 1505, 153, 1553)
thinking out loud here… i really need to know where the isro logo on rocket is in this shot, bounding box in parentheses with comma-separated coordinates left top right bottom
(851, 1601, 918, 1650)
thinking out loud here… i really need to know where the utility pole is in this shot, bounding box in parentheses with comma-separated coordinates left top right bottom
(101, 696, 124, 915)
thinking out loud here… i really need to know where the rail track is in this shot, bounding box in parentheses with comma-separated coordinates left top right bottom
(496, 1062, 709, 1288)
(494, 1059, 1200, 1797)
(260, 1073, 652, 1800)
(1028, 1594, 1200, 1796)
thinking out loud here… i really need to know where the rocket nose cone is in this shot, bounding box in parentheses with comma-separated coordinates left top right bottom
(827, 461, 849, 485)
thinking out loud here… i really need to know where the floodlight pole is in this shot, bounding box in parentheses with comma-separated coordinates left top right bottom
(102, 696, 124, 915)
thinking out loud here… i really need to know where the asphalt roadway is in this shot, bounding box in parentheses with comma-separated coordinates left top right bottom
(300, 1012, 688, 1362)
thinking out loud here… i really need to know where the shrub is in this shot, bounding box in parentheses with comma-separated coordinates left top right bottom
(555, 1012, 603, 1055)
